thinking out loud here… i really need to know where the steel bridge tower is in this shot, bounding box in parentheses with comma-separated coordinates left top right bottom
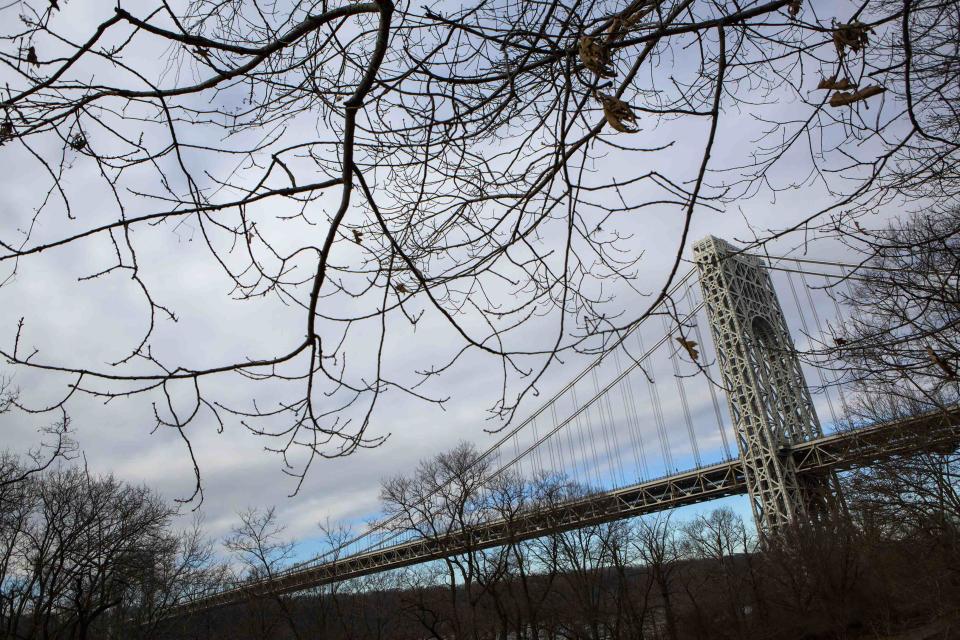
(693, 236, 839, 533)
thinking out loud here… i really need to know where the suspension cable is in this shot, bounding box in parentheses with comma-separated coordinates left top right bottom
(687, 284, 732, 459)
(785, 271, 839, 426)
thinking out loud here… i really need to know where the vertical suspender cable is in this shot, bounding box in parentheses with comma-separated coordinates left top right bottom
(591, 367, 616, 484)
(689, 284, 732, 460)
(603, 377, 627, 483)
(663, 315, 702, 467)
(529, 415, 545, 477)
(638, 332, 674, 473)
(799, 269, 846, 426)
(649, 369, 675, 474)
(824, 272, 852, 418)
(571, 387, 601, 486)
(582, 384, 605, 487)
(552, 402, 574, 483)
(593, 366, 626, 487)
(786, 269, 839, 426)
(615, 348, 647, 479)
(683, 281, 713, 467)
(624, 371, 652, 479)
(511, 431, 522, 478)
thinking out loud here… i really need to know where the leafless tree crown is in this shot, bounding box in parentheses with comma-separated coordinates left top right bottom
(1, 0, 957, 498)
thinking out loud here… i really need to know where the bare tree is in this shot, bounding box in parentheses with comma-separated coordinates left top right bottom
(1, 0, 956, 499)
(758, 520, 868, 637)
(600, 520, 654, 640)
(0, 376, 76, 490)
(123, 516, 227, 640)
(828, 207, 960, 414)
(633, 512, 680, 640)
(381, 443, 500, 639)
(820, 205, 960, 575)
(679, 507, 753, 638)
(0, 455, 36, 638)
(224, 506, 303, 640)
(510, 473, 576, 640)
(0, 466, 197, 640)
(397, 565, 455, 640)
(838, 389, 960, 541)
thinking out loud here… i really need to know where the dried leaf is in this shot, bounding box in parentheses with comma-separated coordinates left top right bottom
(27, 46, 38, 66)
(926, 345, 957, 379)
(578, 36, 615, 78)
(817, 75, 854, 91)
(0, 119, 13, 144)
(597, 92, 637, 133)
(829, 84, 885, 107)
(606, 4, 654, 42)
(833, 22, 871, 59)
(676, 337, 700, 361)
(607, 16, 627, 42)
(834, 337, 847, 347)
(352, 228, 363, 244)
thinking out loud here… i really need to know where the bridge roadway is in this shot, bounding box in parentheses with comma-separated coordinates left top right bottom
(175, 410, 960, 616)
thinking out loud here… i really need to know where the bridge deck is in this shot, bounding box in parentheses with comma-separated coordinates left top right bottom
(175, 411, 960, 616)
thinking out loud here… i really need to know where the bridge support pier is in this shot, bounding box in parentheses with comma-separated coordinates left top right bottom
(693, 236, 841, 534)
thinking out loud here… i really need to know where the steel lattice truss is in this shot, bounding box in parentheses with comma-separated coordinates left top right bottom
(693, 236, 839, 532)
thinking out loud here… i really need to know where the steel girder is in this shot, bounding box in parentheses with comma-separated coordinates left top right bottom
(170, 411, 960, 617)
(788, 409, 960, 473)
(173, 462, 747, 616)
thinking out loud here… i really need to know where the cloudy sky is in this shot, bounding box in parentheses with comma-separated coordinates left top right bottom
(0, 0, 910, 560)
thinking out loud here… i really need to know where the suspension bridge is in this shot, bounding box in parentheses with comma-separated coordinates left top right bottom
(172, 236, 960, 615)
